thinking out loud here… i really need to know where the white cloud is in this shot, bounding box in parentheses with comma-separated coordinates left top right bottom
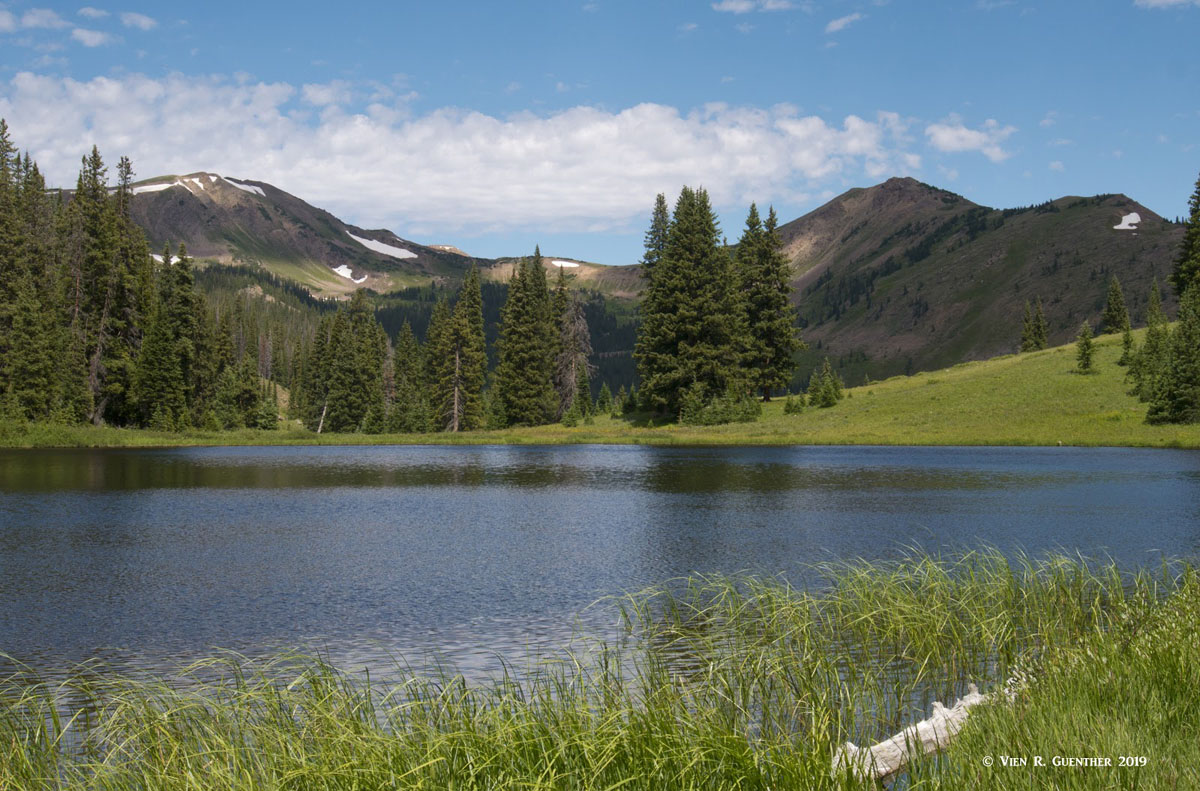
(21, 8, 69, 28)
(825, 12, 864, 32)
(70, 27, 112, 46)
(301, 80, 351, 106)
(925, 116, 1017, 162)
(1038, 111, 1057, 127)
(0, 11, 15, 32)
(119, 12, 156, 30)
(678, 21, 699, 32)
(712, 0, 793, 12)
(77, 7, 110, 19)
(1134, 0, 1200, 7)
(1048, 160, 1064, 171)
(0, 72, 923, 236)
(735, 21, 754, 32)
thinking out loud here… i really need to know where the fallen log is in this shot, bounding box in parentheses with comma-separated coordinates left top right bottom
(832, 683, 991, 783)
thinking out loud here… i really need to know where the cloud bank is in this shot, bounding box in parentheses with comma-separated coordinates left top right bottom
(0, 72, 958, 235)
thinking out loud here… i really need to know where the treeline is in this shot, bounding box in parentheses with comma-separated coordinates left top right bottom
(287, 254, 608, 433)
(0, 123, 281, 430)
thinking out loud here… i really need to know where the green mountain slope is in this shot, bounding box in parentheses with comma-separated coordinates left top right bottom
(780, 177, 1184, 382)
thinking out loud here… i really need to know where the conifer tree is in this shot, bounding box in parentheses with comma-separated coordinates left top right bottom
(496, 248, 556, 426)
(323, 290, 385, 432)
(641, 193, 670, 281)
(389, 319, 430, 433)
(596, 381, 613, 414)
(1171, 170, 1200, 297)
(736, 205, 802, 400)
(634, 187, 743, 416)
(1075, 322, 1095, 373)
(1032, 297, 1049, 350)
(1147, 285, 1200, 424)
(1101, 275, 1130, 335)
(433, 265, 487, 431)
(1129, 280, 1170, 401)
(1019, 301, 1036, 352)
(1119, 326, 1135, 367)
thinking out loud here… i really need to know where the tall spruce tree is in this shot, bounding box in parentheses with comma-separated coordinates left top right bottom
(1031, 297, 1049, 350)
(1019, 301, 1036, 352)
(323, 290, 386, 432)
(1101, 275, 1131, 335)
(496, 248, 556, 426)
(736, 205, 801, 400)
(1129, 280, 1170, 402)
(1147, 285, 1200, 424)
(634, 187, 743, 416)
(388, 319, 430, 432)
(1171, 170, 1200, 297)
(433, 265, 487, 431)
(1075, 322, 1095, 373)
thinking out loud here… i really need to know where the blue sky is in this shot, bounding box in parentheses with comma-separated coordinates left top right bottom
(0, 1, 1197, 265)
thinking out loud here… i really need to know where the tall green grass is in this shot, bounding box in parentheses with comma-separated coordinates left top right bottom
(0, 551, 1189, 790)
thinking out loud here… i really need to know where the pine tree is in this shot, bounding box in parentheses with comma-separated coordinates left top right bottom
(596, 381, 613, 414)
(612, 384, 627, 417)
(736, 205, 801, 400)
(389, 319, 430, 433)
(1032, 297, 1049, 350)
(1119, 326, 1135, 367)
(1129, 280, 1169, 401)
(1019, 301, 1036, 352)
(634, 187, 743, 416)
(1171, 170, 1200, 297)
(433, 265, 487, 431)
(641, 193, 670, 281)
(322, 290, 385, 432)
(1147, 285, 1200, 424)
(496, 248, 556, 426)
(1075, 322, 1095, 373)
(1101, 275, 1130, 335)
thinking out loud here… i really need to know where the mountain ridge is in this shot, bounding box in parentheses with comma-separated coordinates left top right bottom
(121, 170, 1184, 384)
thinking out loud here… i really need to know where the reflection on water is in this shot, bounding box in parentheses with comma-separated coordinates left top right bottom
(2, 444, 1199, 678)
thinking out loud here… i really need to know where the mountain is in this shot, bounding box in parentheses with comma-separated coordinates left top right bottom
(778, 177, 1184, 382)
(127, 173, 639, 298)
(126, 171, 1184, 386)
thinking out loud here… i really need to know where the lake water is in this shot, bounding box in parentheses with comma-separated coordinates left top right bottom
(2, 444, 1199, 677)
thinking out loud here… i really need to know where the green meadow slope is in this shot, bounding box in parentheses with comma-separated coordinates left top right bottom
(3, 328, 1198, 449)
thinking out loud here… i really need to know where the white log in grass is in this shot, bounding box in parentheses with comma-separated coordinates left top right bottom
(832, 683, 991, 783)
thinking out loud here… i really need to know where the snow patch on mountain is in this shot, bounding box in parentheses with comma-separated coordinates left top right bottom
(551, 260, 580, 268)
(226, 178, 266, 197)
(1113, 212, 1141, 230)
(132, 182, 177, 195)
(332, 264, 368, 284)
(347, 231, 417, 260)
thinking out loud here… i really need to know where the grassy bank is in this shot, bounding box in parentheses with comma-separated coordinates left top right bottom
(2, 552, 1193, 790)
(4, 329, 1200, 449)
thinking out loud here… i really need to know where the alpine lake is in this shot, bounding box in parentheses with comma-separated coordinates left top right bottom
(2, 444, 1200, 679)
